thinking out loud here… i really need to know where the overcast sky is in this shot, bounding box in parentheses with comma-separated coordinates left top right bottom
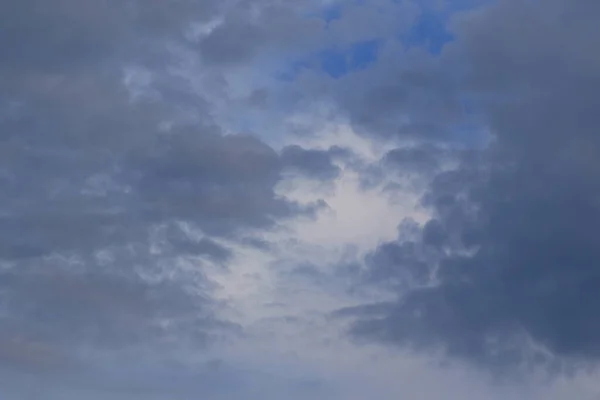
(2, 0, 600, 398)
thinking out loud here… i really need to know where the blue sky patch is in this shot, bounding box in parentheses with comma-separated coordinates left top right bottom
(322, 4, 343, 23)
(278, 39, 381, 81)
(403, 10, 454, 54)
(318, 39, 381, 78)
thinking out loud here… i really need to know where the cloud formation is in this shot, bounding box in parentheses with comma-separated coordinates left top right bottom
(3, 0, 600, 397)
(0, 0, 322, 385)
(344, 0, 600, 371)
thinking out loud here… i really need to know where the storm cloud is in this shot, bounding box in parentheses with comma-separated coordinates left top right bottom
(344, 0, 600, 371)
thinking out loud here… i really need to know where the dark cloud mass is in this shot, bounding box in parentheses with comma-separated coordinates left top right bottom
(0, 0, 318, 387)
(327, 46, 465, 141)
(344, 0, 600, 370)
(281, 145, 353, 181)
(0, 0, 220, 73)
(197, 4, 325, 65)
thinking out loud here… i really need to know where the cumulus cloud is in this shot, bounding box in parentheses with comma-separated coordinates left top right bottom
(343, 0, 600, 372)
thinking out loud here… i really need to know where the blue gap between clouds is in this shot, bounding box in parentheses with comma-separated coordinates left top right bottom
(276, 1, 379, 80)
(402, 9, 454, 55)
(278, 1, 466, 80)
(276, 39, 381, 81)
(322, 4, 342, 23)
(319, 39, 381, 78)
(401, 0, 495, 53)
(278, 1, 488, 149)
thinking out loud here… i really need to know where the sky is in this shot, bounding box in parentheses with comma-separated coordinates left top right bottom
(1, 0, 600, 398)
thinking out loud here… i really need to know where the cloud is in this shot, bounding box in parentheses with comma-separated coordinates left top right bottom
(196, 3, 326, 66)
(343, 0, 600, 371)
(4, 0, 600, 397)
(0, 0, 221, 75)
(382, 144, 446, 175)
(281, 144, 353, 181)
(0, 0, 324, 388)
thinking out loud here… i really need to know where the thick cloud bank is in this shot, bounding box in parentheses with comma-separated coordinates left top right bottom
(345, 0, 600, 370)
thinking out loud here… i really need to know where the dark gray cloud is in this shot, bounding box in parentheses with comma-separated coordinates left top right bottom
(326, 0, 418, 44)
(383, 145, 446, 175)
(0, 0, 325, 388)
(322, 44, 465, 141)
(0, 0, 221, 74)
(343, 0, 600, 371)
(194, 0, 416, 67)
(196, 3, 326, 65)
(281, 145, 354, 181)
